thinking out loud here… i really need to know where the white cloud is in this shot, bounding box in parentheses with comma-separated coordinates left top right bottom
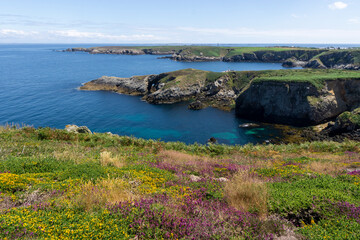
(328, 1, 348, 10)
(1, 26, 360, 44)
(348, 18, 360, 24)
(48, 29, 163, 41)
(0, 29, 38, 36)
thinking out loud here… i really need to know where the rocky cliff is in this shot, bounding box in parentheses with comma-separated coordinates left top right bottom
(222, 49, 325, 63)
(64, 46, 360, 70)
(80, 69, 243, 110)
(235, 78, 360, 126)
(80, 75, 150, 95)
(81, 69, 360, 125)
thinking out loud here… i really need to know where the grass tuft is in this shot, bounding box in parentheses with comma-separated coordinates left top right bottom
(100, 151, 126, 168)
(225, 170, 268, 216)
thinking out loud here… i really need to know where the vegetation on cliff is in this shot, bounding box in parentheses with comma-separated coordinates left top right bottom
(252, 69, 360, 89)
(0, 125, 359, 239)
(67, 46, 360, 69)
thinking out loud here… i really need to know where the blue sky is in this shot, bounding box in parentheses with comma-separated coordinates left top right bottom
(0, 0, 359, 43)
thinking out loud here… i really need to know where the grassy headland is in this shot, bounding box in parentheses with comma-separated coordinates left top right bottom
(0, 126, 359, 239)
(67, 46, 360, 68)
(166, 68, 360, 88)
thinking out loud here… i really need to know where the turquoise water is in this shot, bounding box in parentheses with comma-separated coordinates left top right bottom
(0, 44, 303, 145)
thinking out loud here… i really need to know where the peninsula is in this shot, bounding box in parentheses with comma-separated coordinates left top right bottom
(65, 46, 360, 69)
(80, 68, 360, 140)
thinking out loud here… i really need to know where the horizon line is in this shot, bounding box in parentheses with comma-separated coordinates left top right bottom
(1, 42, 360, 45)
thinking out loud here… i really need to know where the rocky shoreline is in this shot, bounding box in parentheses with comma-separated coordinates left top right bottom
(80, 68, 360, 142)
(64, 46, 360, 70)
(80, 69, 238, 111)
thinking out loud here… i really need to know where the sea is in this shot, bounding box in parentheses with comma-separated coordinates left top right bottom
(1, 43, 359, 145)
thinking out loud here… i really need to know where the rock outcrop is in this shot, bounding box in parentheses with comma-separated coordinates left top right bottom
(324, 107, 360, 135)
(80, 75, 151, 95)
(80, 69, 240, 110)
(235, 79, 360, 126)
(65, 125, 92, 134)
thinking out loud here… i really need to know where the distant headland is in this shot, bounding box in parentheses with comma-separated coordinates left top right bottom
(64, 45, 360, 70)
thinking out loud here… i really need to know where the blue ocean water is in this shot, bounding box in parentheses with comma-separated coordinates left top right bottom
(0, 43, 352, 145)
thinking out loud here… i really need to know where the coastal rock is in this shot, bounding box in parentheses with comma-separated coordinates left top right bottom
(208, 137, 217, 144)
(65, 125, 92, 134)
(171, 53, 221, 62)
(282, 58, 307, 68)
(188, 101, 206, 110)
(63, 47, 87, 52)
(235, 79, 360, 126)
(79, 69, 240, 109)
(333, 64, 360, 70)
(305, 59, 327, 69)
(239, 123, 261, 128)
(325, 107, 360, 135)
(80, 75, 150, 95)
(144, 85, 201, 104)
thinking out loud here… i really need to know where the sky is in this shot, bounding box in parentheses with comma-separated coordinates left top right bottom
(0, 0, 360, 44)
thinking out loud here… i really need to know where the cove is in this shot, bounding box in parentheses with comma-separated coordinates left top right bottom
(0, 44, 296, 145)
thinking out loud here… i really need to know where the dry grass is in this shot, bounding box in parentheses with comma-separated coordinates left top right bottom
(74, 178, 136, 211)
(158, 150, 221, 177)
(100, 151, 125, 168)
(0, 195, 15, 212)
(53, 150, 87, 163)
(306, 161, 343, 175)
(224, 171, 268, 217)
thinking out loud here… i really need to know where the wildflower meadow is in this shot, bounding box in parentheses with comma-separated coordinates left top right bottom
(0, 126, 359, 239)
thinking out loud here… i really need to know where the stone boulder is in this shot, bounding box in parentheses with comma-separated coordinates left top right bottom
(65, 125, 92, 134)
(188, 101, 206, 110)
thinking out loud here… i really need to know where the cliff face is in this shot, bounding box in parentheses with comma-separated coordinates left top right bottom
(309, 51, 360, 70)
(223, 50, 325, 63)
(235, 79, 360, 126)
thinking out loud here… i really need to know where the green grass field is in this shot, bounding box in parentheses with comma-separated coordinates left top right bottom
(142, 68, 360, 90)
